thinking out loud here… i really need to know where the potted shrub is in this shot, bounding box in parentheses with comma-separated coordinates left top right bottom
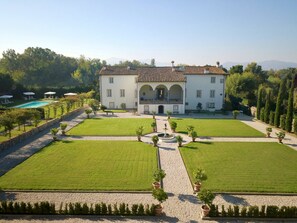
(136, 126, 144, 142)
(190, 130, 198, 142)
(170, 121, 177, 133)
(187, 125, 194, 136)
(152, 169, 166, 189)
(176, 135, 183, 147)
(276, 131, 285, 143)
(152, 135, 159, 147)
(166, 111, 172, 120)
(60, 123, 68, 136)
(198, 189, 215, 217)
(100, 105, 107, 111)
(193, 169, 207, 192)
(152, 188, 168, 216)
(50, 128, 59, 141)
(232, 110, 240, 119)
(85, 109, 92, 118)
(151, 122, 157, 132)
(151, 111, 156, 119)
(266, 127, 272, 137)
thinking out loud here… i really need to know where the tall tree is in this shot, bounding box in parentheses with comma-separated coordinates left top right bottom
(285, 76, 295, 132)
(274, 78, 286, 127)
(229, 65, 243, 75)
(256, 86, 263, 120)
(264, 90, 271, 123)
(150, 58, 156, 67)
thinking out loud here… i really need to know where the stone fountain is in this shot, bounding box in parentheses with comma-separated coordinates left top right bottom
(157, 123, 176, 143)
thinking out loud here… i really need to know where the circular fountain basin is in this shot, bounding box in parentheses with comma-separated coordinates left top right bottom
(157, 133, 177, 143)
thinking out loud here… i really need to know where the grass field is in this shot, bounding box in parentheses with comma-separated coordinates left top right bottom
(0, 140, 158, 190)
(172, 118, 264, 137)
(180, 142, 297, 193)
(68, 118, 153, 136)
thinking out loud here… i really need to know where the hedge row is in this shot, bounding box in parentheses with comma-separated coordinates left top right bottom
(0, 201, 156, 216)
(209, 204, 297, 218)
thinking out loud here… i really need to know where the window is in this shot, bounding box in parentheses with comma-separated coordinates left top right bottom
(196, 90, 202, 98)
(210, 90, 215, 98)
(144, 105, 149, 113)
(173, 105, 179, 114)
(109, 77, 114, 84)
(211, 77, 216, 83)
(220, 78, 224, 84)
(107, 89, 112, 97)
(120, 89, 125, 97)
(208, 103, 215, 108)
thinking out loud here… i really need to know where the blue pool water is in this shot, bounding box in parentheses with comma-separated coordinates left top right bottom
(14, 101, 51, 108)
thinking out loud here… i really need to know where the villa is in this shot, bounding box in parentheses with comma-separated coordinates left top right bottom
(99, 62, 227, 114)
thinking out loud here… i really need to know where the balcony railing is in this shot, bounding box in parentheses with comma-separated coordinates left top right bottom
(139, 99, 183, 104)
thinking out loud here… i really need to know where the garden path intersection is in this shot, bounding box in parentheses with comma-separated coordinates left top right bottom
(0, 112, 297, 222)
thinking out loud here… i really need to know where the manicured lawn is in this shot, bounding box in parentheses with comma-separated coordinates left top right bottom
(0, 140, 158, 190)
(68, 118, 153, 136)
(180, 142, 297, 193)
(172, 118, 264, 137)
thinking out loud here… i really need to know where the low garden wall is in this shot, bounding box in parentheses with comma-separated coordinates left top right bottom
(0, 108, 84, 152)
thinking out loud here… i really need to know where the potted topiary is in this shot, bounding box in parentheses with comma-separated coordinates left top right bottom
(193, 169, 207, 192)
(152, 188, 168, 216)
(136, 126, 144, 142)
(170, 121, 177, 133)
(85, 109, 92, 118)
(166, 111, 172, 120)
(190, 130, 198, 142)
(198, 189, 215, 217)
(152, 135, 159, 147)
(176, 135, 183, 147)
(151, 111, 156, 119)
(276, 131, 285, 143)
(151, 122, 157, 132)
(50, 128, 59, 141)
(266, 127, 272, 137)
(187, 125, 194, 136)
(232, 110, 240, 119)
(152, 169, 166, 189)
(60, 123, 68, 136)
(100, 105, 107, 111)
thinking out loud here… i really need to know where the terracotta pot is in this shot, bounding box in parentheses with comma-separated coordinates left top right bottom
(194, 182, 201, 192)
(266, 132, 271, 137)
(152, 182, 161, 189)
(278, 138, 283, 143)
(154, 204, 163, 216)
(201, 204, 210, 217)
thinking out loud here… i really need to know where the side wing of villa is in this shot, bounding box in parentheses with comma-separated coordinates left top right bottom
(99, 63, 226, 114)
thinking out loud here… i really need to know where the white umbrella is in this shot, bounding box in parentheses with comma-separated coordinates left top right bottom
(0, 95, 13, 104)
(44, 92, 56, 95)
(64, 93, 77, 96)
(23, 92, 35, 96)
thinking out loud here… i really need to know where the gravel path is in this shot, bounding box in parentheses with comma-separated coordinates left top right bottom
(1, 113, 297, 223)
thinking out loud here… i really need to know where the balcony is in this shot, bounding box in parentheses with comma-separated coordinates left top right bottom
(139, 98, 183, 104)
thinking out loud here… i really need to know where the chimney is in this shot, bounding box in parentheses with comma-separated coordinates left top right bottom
(171, 61, 175, 71)
(216, 61, 220, 67)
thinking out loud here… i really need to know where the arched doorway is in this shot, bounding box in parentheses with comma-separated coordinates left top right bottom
(158, 105, 164, 114)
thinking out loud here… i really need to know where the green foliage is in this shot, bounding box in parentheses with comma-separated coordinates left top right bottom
(152, 189, 168, 204)
(175, 135, 183, 147)
(264, 90, 271, 123)
(274, 78, 286, 127)
(197, 189, 215, 206)
(229, 65, 243, 74)
(232, 110, 240, 119)
(190, 130, 198, 142)
(294, 116, 297, 135)
(153, 169, 166, 182)
(170, 121, 177, 132)
(60, 123, 67, 135)
(187, 125, 194, 135)
(276, 131, 286, 140)
(85, 109, 92, 118)
(280, 114, 286, 130)
(269, 111, 275, 126)
(151, 121, 157, 132)
(193, 169, 207, 183)
(285, 76, 295, 132)
(260, 107, 265, 122)
(50, 128, 59, 141)
(151, 135, 159, 147)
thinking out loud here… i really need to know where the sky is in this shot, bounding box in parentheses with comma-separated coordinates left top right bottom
(0, 0, 297, 66)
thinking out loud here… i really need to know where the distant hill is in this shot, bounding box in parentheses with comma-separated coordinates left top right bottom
(104, 57, 171, 66)
(223, 60, 297, 70)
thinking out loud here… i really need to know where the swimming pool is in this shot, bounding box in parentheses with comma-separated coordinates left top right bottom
(14, 101, 51, 108)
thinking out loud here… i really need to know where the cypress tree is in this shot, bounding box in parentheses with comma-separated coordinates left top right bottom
(274, 79, 286, 127)
(294, 116, 297, 135)
(260, 107, 265, 122)
(264, 90, 271, 124)
(285, 76, 295, 132)
(269, 111, 275, 126)
(256, 86, 263, 120)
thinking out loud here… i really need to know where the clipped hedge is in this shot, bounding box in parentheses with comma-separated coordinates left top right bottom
(0, 201, 156, 216)
(209, 204, 297, 218)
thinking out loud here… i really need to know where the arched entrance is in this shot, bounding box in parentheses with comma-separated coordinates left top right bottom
(158, 105, 164, 114)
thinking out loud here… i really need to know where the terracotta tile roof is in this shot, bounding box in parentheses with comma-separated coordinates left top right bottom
(99, 66, 226, 82)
